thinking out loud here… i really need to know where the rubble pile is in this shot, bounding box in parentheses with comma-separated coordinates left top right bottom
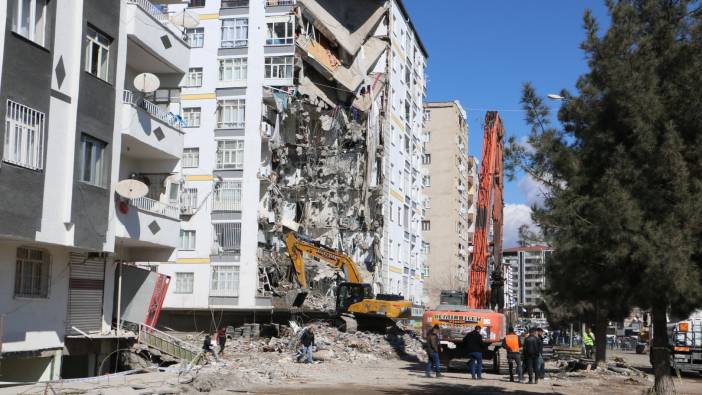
(552, 356, 650, 384)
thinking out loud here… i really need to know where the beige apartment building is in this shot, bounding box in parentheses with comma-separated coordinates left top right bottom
(422, 101, 474, 307)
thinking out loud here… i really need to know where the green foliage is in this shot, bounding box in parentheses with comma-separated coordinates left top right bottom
(508, 0, 702, 326)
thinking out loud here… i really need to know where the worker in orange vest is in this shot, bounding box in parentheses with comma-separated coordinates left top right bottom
(502, 326, 523, 382)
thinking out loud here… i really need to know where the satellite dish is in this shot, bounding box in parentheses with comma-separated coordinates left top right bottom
(115, 179, 149, 199)
(133, 73, 160, 93)
(170, 10, 200, 29)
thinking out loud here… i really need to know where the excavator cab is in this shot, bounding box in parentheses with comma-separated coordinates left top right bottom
(336, 282, 374, 313)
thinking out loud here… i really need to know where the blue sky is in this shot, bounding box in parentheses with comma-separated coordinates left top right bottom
(403, 0, 610, 246)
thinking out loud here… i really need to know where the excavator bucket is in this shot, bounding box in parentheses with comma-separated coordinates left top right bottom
(289, 290, 308, 307)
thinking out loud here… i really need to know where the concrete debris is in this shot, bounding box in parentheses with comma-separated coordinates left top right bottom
(552, 357, 650, 385)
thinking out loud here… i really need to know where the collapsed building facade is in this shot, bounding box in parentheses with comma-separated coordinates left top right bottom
(257, 0, 429, 308)
(157, 0, 428, 327)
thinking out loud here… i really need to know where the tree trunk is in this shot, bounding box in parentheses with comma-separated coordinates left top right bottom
(651, 305, 675, 395)
(594, 314, 608, 367)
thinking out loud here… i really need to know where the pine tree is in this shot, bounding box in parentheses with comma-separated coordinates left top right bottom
(509, 1, 702, 392)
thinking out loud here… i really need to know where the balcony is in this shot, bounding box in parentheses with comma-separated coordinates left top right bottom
(124, 0, 190, 74)
(115, 196, 180, 261)
(121, 90, 184, 160)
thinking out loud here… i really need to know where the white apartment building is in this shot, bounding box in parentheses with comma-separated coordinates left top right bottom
(157, 0, 428, 319)
(502, 245, 553, 319)
(382, 0, 428, 304)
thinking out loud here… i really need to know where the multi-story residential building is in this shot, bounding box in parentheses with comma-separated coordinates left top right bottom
(502, 245, 553, 318)
(466, 155, 478, 246)
(421, 101, 472, 307)
(0, 0, 188, 381)
(156, 0, 428, 319)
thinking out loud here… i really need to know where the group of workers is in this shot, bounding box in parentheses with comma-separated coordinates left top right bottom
(202, 327, 228, 361)
(424, 324, 555, 384)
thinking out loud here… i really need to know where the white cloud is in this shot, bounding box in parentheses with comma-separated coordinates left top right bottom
(503, 204, 537, 249)
(518, 174, 547, 207)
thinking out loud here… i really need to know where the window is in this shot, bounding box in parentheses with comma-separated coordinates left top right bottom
(391, 88, 396, 110)
(79, 134, 107, 187)
(3, 100, 45, 170)
(221, 18, 248, 48)
(389, 202, 393, 222)
(219, 57, 247, 82)
(182, 148, 199, 168)
(183, 107, 201, 128)
(9, 0, 47, 46)
(180, 230, 196, 250)
(180, 188, 198, 214)
(217, 99, 245, 128)
(186, 27, 204, 48)
(422, 175, 431, 187)
(389, 164, 395, 184)
(175, 272, 194, 294)
(189, 0, 205, 7)
(85, 27, 111, 82)
(213, 181, 242, 211)
(210, 265, 239, 297)
(212, 222, 241, 253)
(421, 220, 431, 231)
(14, 247, 50, 298)
(222, 0, 248, 7)
(264, 56, 294, 79)
(422, 154, 431, 165)
(216, 140, 244, 169)
(266, 19, 294, 45)
(186, 67, 203, 87)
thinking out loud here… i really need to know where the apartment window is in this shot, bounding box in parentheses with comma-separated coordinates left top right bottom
(183, 107, 201, 128)
(14, 247, 50, 298)
(264, 56, 294, 79)
(213, 222, 241, 253)
(421, 220, 431, 231)
(216, 140, 244, 169)
(422, 154, 431, 165)
(221, 18, 248, 48)
(210, 265, 239, 297)
(180, 188, 198, 213)
(182, 147, 200, 168)
(389, 202, 393, 222)
(79, 134, 107, 187)
(85, 27, 111, 82)
(9, 0, 47, 46)
(189, 0, 205, 7)
(391, 88, 396, 110)
(219, 58, 247, 82)
(217, 99, 245, 128)
(186, 28, 204, 48)
(175, 272, 194, 293)
(222, 0, 248, 7)
(186, 68, 203, 87)
(422, 175, 431, 187)
(180, 230, 196, 250)
(213, 181, 242, 211)
(3, 100, 45, 170)
(266, 18, 294, 45)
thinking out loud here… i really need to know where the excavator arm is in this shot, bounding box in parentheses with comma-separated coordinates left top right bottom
(286, 232, 363, 289)
(469, 111, 505, 310)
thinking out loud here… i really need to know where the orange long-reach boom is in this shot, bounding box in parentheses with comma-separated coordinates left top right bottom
(468, 111, 505, 310)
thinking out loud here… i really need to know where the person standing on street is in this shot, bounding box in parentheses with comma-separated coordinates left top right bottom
(583, 327, 595, 359)
(536, 328, 546, 379)
(425, 324, 442, 378)
(502, 326, 523, 382)
(202, 334, 220, 362)
(524, 328, 541, 384)
(464, 325, 485, 379)
(300, 327, 315, 364)
(217, 327, 227, 356)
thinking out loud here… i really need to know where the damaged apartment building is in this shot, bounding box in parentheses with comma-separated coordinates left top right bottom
(158, 0, 428, 325)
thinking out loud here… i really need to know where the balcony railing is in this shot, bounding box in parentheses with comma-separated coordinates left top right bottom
(266, 0, 295, 6)
(127, 0, 169, 24)
(130, 196, 180, 220)
(212, 181, 242, 211)
(123, 90, 183, 131)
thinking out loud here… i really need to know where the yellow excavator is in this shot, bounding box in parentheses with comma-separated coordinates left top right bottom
(286, 232, 412, 332)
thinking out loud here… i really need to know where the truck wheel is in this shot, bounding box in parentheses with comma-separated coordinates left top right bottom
(492, 349, 501, 374)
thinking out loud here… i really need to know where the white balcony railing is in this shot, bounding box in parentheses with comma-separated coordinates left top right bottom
(127, 0, 169, 25)
(130, 196, 180, 220)
(212, 181, 242, 211)
(123, 90, 183, 131)
(266, 0, 295, 6)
